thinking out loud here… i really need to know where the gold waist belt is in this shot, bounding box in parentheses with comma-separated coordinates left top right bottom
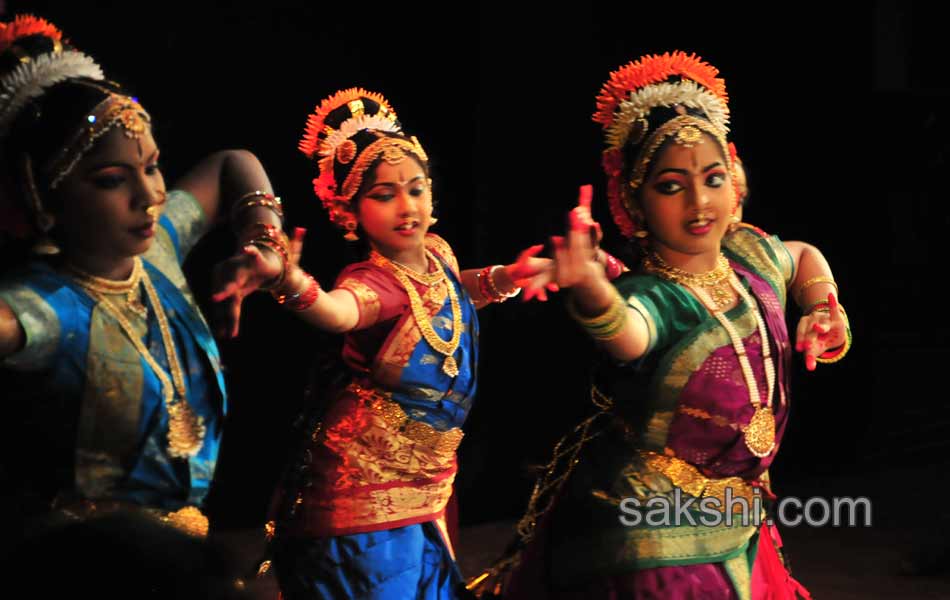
(347, 383, 464, 454)
(640, 451, 765, 511)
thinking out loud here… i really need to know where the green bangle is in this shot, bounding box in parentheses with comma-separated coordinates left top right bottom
(567, 290, 628, 341)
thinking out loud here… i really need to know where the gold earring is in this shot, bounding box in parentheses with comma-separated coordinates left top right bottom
(430, 217, 439, 225)
(31, 213, 60, 255)
(728, 214, 740, 233)
(343, 218, 359, 241)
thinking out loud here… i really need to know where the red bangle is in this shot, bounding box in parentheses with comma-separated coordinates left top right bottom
(804, 300, 831, 315)
(477, 266, 494, 301)
(274, 272, 320, 310)
(819, 342, 846, 360)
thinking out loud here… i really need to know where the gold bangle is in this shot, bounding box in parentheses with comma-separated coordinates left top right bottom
(815, 303, 851, 364)
(230, 190, 284, 225)
(815, 326, 852, 364)
(487, 265, 521, 300)
(248, 237, 289, 290)
(567, 289, 628, 341)
(797, 276, 838, 305)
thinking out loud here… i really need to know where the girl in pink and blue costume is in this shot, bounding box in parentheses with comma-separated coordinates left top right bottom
(210, 88, 553, 599)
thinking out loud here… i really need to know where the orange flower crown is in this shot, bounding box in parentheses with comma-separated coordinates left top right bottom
(0, 14, 64, 54)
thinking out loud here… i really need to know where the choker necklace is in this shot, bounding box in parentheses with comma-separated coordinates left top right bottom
(642, 252, 733, 309)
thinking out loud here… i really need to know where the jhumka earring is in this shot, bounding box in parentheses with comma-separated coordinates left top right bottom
(728, 214, 740, 233)
(343, 219, 359, 241)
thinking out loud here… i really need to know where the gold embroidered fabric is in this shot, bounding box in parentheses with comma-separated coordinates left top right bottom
(338, 277, 382, 329)
(289, 383, 462, 536)
(723, 228, 791, 307)
(348, 383, 463, 454)
(424, 234, 460, 277)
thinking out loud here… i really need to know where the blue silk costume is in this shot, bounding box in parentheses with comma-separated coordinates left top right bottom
(273, 234, 476, 599)
(0, 190, 224, 513)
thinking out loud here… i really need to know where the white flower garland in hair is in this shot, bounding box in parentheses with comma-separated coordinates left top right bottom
(0, 51, 105, 132)
(319, 113, 401, 156)
(606, 80, 730, 149)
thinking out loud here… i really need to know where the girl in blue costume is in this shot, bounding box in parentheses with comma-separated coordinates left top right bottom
(212, 88, 553, 599)
(0, 16, 290, 543)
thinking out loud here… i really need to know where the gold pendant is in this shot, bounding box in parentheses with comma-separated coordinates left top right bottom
(128, 297, 148, 318)
(442, 355, 459, 377)
(743, 405, 775, 458)
(167, 401, 206, 458)
(709, 283, 731, 309)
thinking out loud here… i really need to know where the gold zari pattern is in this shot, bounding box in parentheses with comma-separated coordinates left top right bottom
(348, 383, 463, 453)
(678, 405, 738, 430)
(337, 277, 382, 328)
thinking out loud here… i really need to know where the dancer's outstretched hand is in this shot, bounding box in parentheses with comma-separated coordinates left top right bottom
(795, 293, 848, 371)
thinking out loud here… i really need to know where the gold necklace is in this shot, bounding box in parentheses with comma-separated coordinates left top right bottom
(71, 257, 206, 458)
(387, 250, 444, 286)
(643, 252, 733, 309)
(377, 252, 463, 377)
(689, 274, 776, 458)
(65, 258, 148, 317)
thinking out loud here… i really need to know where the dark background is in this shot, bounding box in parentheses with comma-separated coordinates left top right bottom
(5, 1, 947, 533)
